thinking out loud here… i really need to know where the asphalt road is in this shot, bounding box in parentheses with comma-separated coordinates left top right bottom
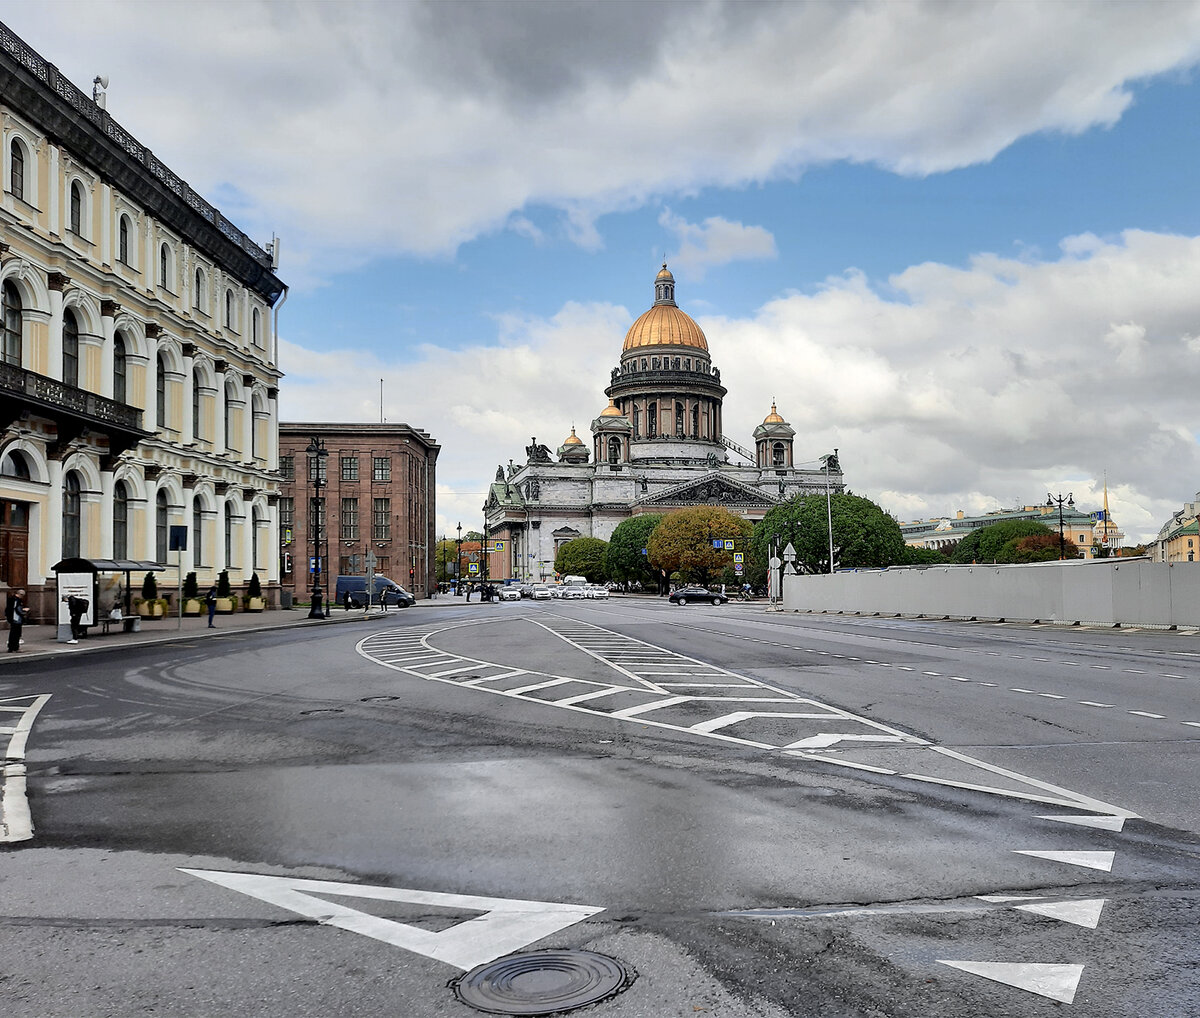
(2, 598, 1197, 1017)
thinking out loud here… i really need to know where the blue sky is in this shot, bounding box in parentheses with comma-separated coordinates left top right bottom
(12, 2, 1200, 542)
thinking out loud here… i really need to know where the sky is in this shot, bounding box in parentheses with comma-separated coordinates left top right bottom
(10, 0, 1200, 543)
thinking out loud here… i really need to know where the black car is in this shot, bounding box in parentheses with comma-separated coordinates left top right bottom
(668, 586, 727, 605)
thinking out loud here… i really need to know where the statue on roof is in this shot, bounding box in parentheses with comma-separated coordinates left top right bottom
(495, 466, 505, 483)
(526, 438, 553, 463)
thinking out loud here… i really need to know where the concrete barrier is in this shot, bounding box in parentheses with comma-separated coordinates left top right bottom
(781, 558, 1200, 627)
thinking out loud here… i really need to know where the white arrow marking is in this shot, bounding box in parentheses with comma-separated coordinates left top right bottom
(783, 733, 911, 750)
(0, 694, 52, 844)
(181, 869, 603, 970)
(1037, 814, 1126, 832)
(1014, 850, 1115, 872)
(937, 961, 1084, 1003)
(1016, 899, 1106, 929)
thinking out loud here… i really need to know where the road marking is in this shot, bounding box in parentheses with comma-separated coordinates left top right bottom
(181, 869, 603, 970)
(1128, 710, 1166, 719)
(0, 694, 52, 844)
(1014, 850, 1115, 872)
(1037, 693, 1065, 699)
(784, 733, 911, 750)
(1182, 721, 1200, 729)
(692, 711, 842, 735)
(1017, 899, 1106, 929)
(937, 961, 1084, 1004)
(611, 696, 692, 718)
(1037, 814, 1126, 832)
(1079, 701, 1114, 708)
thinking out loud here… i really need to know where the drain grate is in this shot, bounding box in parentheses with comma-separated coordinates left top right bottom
(449, 949, 634, 1016)
(298, 708, 344, 716)
(360, 695, 401, 702)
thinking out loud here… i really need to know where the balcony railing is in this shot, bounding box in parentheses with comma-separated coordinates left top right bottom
(0, 360, 143, 430)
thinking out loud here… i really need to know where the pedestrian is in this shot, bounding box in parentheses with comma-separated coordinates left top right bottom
(62, 592, 88, 644)
(465, 583, 472, 602)
(6, 588, 25, 653)
(205, 584, 218, 628)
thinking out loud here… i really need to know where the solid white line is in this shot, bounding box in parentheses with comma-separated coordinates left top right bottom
(1128, 710, 1166, 719)
(1011, 688, 1037, 693)
(1079, 701, 1114, 708)
(1182, 721, 1200, 728)
(426, 664, 482, 678)
(656, 682, 759, 688)
(788, 753, 897, 775)
(553, 687, 628, 706)
(507, 678, 575, 696)
(1038, 693, 1065, 699)
(692, 711, 843, 734)
(611, 696, 692, 718)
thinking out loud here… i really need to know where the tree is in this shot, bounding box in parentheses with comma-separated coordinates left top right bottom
(950, 520, 1054, 564)
(554, 537, 609, 581)
(435, 539, 460, 583)
(999, 532, 1080, 563)
(605, 514, 663, 586)
(647, 507, 752, 586)
(752, 493, 906, 575)
(902, 545, 950, 565)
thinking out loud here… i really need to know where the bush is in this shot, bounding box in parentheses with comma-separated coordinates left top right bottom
(182, 571, 200, 600)
(217, 569, 232, 598)
(141, 572, 158, 601)
(247, 572, 262, 598)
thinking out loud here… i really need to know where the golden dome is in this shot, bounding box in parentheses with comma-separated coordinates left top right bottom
(763, 401, 785, 424)
(622, 304, 708, 352)
(656, 263, 674, 282)
(599, 398, 623, 418)
(562, 426, 584, 446)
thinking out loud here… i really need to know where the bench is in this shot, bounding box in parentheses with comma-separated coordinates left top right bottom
(99, 613, 140, 634)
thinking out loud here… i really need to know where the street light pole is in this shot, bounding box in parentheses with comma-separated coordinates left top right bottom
(823, 451, 835, 575)
(1047, 491, 1074, 560)
(306, 437, 329, 619)
(456, 521, 462, 596)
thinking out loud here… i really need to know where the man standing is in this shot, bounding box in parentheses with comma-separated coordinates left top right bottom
(205, 584, 218, 628)
(6, 588, 25, 652)
(63, 593, 88, 644)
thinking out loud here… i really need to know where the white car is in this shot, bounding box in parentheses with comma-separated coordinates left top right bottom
(561, 586, 586, 599)
(585, 585, 609, 599)
(498, 586, 521, 601)
(531, 586, 554, 600)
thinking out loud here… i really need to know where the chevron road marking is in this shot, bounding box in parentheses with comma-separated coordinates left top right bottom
(0, 694, 51, 844)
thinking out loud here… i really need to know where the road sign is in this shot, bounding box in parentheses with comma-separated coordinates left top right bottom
(468, 562, 479, 573)
(723, 540, 734, 550)
(365, 551, 377, 569)
(733, 552, 744, 563)
(734, 564, 743, 574)
(493, 541, 506, 552)
(769, 556, 782, 569)
(712, 539, 723, 548)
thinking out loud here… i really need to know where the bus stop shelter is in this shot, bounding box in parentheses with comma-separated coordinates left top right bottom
(51, 557, 165, 641)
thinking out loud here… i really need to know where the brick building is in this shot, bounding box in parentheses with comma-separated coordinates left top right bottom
(278, 423, 438, 602)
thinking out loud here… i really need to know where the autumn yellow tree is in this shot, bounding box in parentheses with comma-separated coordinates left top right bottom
(647, 506, 752, 586)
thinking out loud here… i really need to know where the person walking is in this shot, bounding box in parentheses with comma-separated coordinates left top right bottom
(63, 593, 88, 644)
(205, 584, 218, 628)
(6, 588, 25, 653)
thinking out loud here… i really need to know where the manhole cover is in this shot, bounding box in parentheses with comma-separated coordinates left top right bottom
(299, 708, 344, 716)
(450, 950, 634, 1016)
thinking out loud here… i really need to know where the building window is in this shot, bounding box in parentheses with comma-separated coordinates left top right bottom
(252, 308, 261, 347)
(647, 402, 657, 438)
(224, 386, 236, 450)
(113, 334, 127, 403)
(159, 244, 170, 289)
(372, 456, 391, 482)
(279, 497, 294, 530)
(9, 139, 24, 201)
(279, 455, 294, 480)
(773, 442, 785, 467)
(194, 268, 205, 311)
(193, 501, 204, 567)
(251, 399, 261, 459)
(225, 502, 235, 567)
(341, 498, 359, 541)
(341, 456, 359, 481)
(193, 373, 204, 440)
(675, 402, 684, 437)
(70, 181, 83, 235)
(373, 498, 390, 540)
(310, 496, 326, 533)
(308, 450, 327, 482)
(252, 507, 262, 569)
(63, 310, 79, 387)
(225, 289, 234, 329)
(691, 403, 698, 437)
(63, 471, 82, 558)
(608, 437, 621, 463)
(113, 481, 128, 560)
(155, 490, 169, 563)
(631, 403, 639, 440)
(118, 215, 130, 264)
(156, 355, 167, 426)
(2, 280, 21, 366)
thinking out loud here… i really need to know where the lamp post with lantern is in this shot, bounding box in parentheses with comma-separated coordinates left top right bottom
(455, 521, 463, 596)
(1047, 491, 1074, 560)
(306, 437, 329, 618)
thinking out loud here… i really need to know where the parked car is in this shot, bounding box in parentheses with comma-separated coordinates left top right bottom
(531, 585, 554, 600)
(335, 575, 415, 609)
(498, 586, 521, 601)
(584, 585, 609, 599)
(519, 583, 536, 598)
(668, 586, 727, 606)
(561, 586, 587, 600)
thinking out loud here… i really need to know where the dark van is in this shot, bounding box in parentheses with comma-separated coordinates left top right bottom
(334, 575, 416, 609)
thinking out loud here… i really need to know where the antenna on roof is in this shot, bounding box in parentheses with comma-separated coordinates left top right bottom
(380, 378, 385, 423)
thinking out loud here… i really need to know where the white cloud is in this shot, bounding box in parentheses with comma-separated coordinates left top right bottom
(9, 2, 1200, 271)
(659, 210, 777, 278)
(277, 228, 1200, 544)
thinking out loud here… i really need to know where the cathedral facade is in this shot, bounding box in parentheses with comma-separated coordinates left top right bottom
(484, 265, 844, 581)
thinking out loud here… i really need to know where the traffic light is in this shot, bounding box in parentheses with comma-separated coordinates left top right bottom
(409, 567, 415, 581)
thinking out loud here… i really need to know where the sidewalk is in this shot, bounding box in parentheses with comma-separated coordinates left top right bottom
(0, 598, 469, 662)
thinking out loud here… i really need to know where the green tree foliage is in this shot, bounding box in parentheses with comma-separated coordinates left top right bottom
(950, 520, 1054, 564)
(647, 507, 752, 585)
(182, 571, 200, 600)
(752, 493, 906, 574)
(902, 545, 950, 565)
(998, 533, 1080, 563)
(216, 569, 232, 597)
(605, 514, 663, 585)
(434, 539, 460, 582)
(247, 572, 262, 597)
(554, 537, 609, 581)
(141, 572, 158, 600)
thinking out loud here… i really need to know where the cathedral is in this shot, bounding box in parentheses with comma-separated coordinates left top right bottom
(484, 265, 845, 581)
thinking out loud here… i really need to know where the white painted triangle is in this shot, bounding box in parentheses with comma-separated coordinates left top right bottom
(181, 869, 603, 970)
(937, 960, 1084, 1003)
(1015, 899, 1106, 929)
(1014, 849, 1114, 872)
(1037, 814, 1126, 832)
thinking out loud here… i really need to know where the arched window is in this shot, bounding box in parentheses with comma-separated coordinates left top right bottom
(251, 308, 261, 347)
(70, 181, 83, 235)
(113, 333, 127, 403)
(156, 355, 167, 427)
(607, 437, 621, 464)
(647, 402, 657, 438)
(772, 442, 785, 467)
(155, 490, 169, 563)
(63, 471, 82, 558)
(159, 244, 170, 288)
(113, 481, 128, 559)
(192, 371, 203, 440)
(193, 268, 205, 311)
(193, 500, 204, 567)
(225, 289, 234, 328)
(63, 310, 79, 387)
(2, 281, 21, 366)
(9, 138, 24, 202)
(118, 215, 130, 264)
(224, 500, 235, 566)
(631, 403, 640, 439)
(691, 404, 699, 437)
(1, 450, 31, 479)
(675, 402, 685, 437)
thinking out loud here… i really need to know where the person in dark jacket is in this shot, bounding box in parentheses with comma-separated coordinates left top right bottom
(63, 593, 88, 644)
(205, 585, 218, 628)
(6, 588, 25, 652)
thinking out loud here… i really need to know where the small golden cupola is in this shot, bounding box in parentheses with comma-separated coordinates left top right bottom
(557, 426, 590, 464)
(753, 399, 795, 469)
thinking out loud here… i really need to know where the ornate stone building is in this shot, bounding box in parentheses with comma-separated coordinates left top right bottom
(0, 23, 286, 616)
(483, 265, 845, 580)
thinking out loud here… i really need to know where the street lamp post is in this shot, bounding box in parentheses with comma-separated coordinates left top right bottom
(306, 437, 329, 619)
(455, 521, 462, 596)
(1047, 491, 1074, 560)
(822, 450, 836, 575)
